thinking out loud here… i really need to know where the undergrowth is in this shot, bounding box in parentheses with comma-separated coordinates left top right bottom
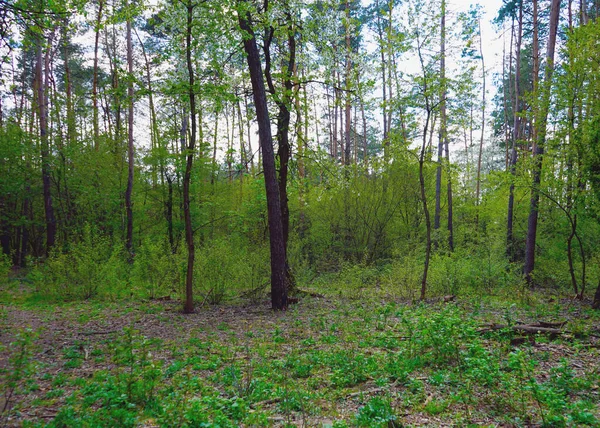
(1, 299, 598, 427)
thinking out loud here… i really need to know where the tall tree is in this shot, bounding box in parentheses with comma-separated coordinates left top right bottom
(125, 0, 134, 257)
(506, 0, 523, 260)
(238, 1, 287, 310)
(523, 0, 562, 285)
(36, 26, 56, 255)
(183, 0, 197, 313)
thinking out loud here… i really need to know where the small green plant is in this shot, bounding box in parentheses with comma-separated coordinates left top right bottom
(0, 329, 38, 424)
(0, 252, 11, 285)
(111, 327, 162, 406)
(355, 396, 398, 427)
(131, 238, 180, 299)
(43, 224, 126, 300)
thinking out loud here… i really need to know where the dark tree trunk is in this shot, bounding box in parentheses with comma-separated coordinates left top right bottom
(475, 17, 486, 229)
(125, 9, 134, 258)
(239, 6, 287, 310)
(419, 109, 433, 301)
(0, 196, 10, 257)
(166, 174, 174, 252)
(37, 33, 56, 255)
(524, 0, 561, 286)
(63, 21, 76, 147)
(593, 279, 600, 309)
(183, 1, 197, 314)
(93, 0, 103, 150)
(507, 3, 523, 260)
(344, 0, 352, 166)
(434, 0, 446, 240)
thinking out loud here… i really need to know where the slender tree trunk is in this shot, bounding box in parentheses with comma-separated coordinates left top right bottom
(593, 279, 600, 309)
(475, 17, 486, 229)
(295, 64, 307, 238)
(416, 37, 433, 300)
(434, 0, 446, 240)
(37, 32, 56, 255)
(344, 0, 352, 166)
(243, 87, 254, 173)
(419, 108, 432, 300)
(236, 95, 247, 174)
(211, 109, 219, 185)
(93, 0, 103, 150)
(524, 0, 562, 286)
(0, 196, 10, 257)
(239, 5, 287, 310)
(63, 21, 76, 146)
(125, 8, 135, 257)
(183, 1, 197, 314)
(375, 0, 388, 156)
(135, 29, 160, 188)
(507, 4, 522, 260)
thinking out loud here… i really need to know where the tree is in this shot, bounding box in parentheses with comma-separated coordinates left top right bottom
(125, 0, 134, 258)
(523, 0, 561, 286)
(506, 0, 523, 261)
(238, 1, 288, 310)
(183, 0, 197, 313)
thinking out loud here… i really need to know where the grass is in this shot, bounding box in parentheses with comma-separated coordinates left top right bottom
(1, 283, 600, 427)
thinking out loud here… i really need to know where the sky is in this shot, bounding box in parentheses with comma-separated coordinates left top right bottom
(459, 0, 506, 81)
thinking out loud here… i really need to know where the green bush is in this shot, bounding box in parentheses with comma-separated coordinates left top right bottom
(193, 238, 269, 304)
(0, 252, 10, 285)
(41, 225, 127, 300)
(131, 238, 180, 299)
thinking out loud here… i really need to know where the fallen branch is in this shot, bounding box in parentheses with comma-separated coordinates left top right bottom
(295, 288, 326, 298)
(251, 397, 281, 408)
(78, 330, 118, 336)
(478, 323, 562, 337)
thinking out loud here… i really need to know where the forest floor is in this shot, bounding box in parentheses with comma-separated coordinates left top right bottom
(1, 281, 600, 427)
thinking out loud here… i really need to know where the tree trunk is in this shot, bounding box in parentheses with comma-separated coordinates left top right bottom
(183, 1, 197, 314)
(475, 17, 486, 229)
(507, 3, 522, 260)
(37, 32, 56, 255)
(593, 278, 600, 309)
(93, 0, 103, 150)
(239, 5, 287, 310)
(63, 21, 76, 147)
(125, 8, 135, 258)
(419, 109, 432, 300)
(434, 0, 446, 241)
(344, 0, 352, 166)
(524, 0, 562, 286)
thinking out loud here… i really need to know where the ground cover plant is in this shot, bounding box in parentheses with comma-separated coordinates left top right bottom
(1, 278, 599, 427)
(3, 0, 600, 426)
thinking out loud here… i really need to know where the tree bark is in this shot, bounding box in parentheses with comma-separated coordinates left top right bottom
(507, 3, 522, 260)
(524, 0, 561, 286)
(434, 0, 446, 246)
(239, 5, 287, 310)
(125, 7, 135, 258)
(475, 17, 486, 229)
(37, 31, 56, 255)
(183, 1, 197, 314)
(93, 0, 103, 150)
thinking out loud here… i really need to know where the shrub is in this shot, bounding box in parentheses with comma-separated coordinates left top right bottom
(42, 225, 127, 300)
(131, 238, 180, 299)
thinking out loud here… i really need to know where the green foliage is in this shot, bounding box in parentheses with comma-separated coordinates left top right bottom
(37, 225, 127, 300)
(131, 239, 180, 299)
(0, 329, 38, 424)
(355, 396, 397, 426)
(194, 238, 269, 304)
(0, 253, 10, 285)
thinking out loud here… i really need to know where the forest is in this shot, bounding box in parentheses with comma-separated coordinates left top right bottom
(1, 0, 600, 425)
